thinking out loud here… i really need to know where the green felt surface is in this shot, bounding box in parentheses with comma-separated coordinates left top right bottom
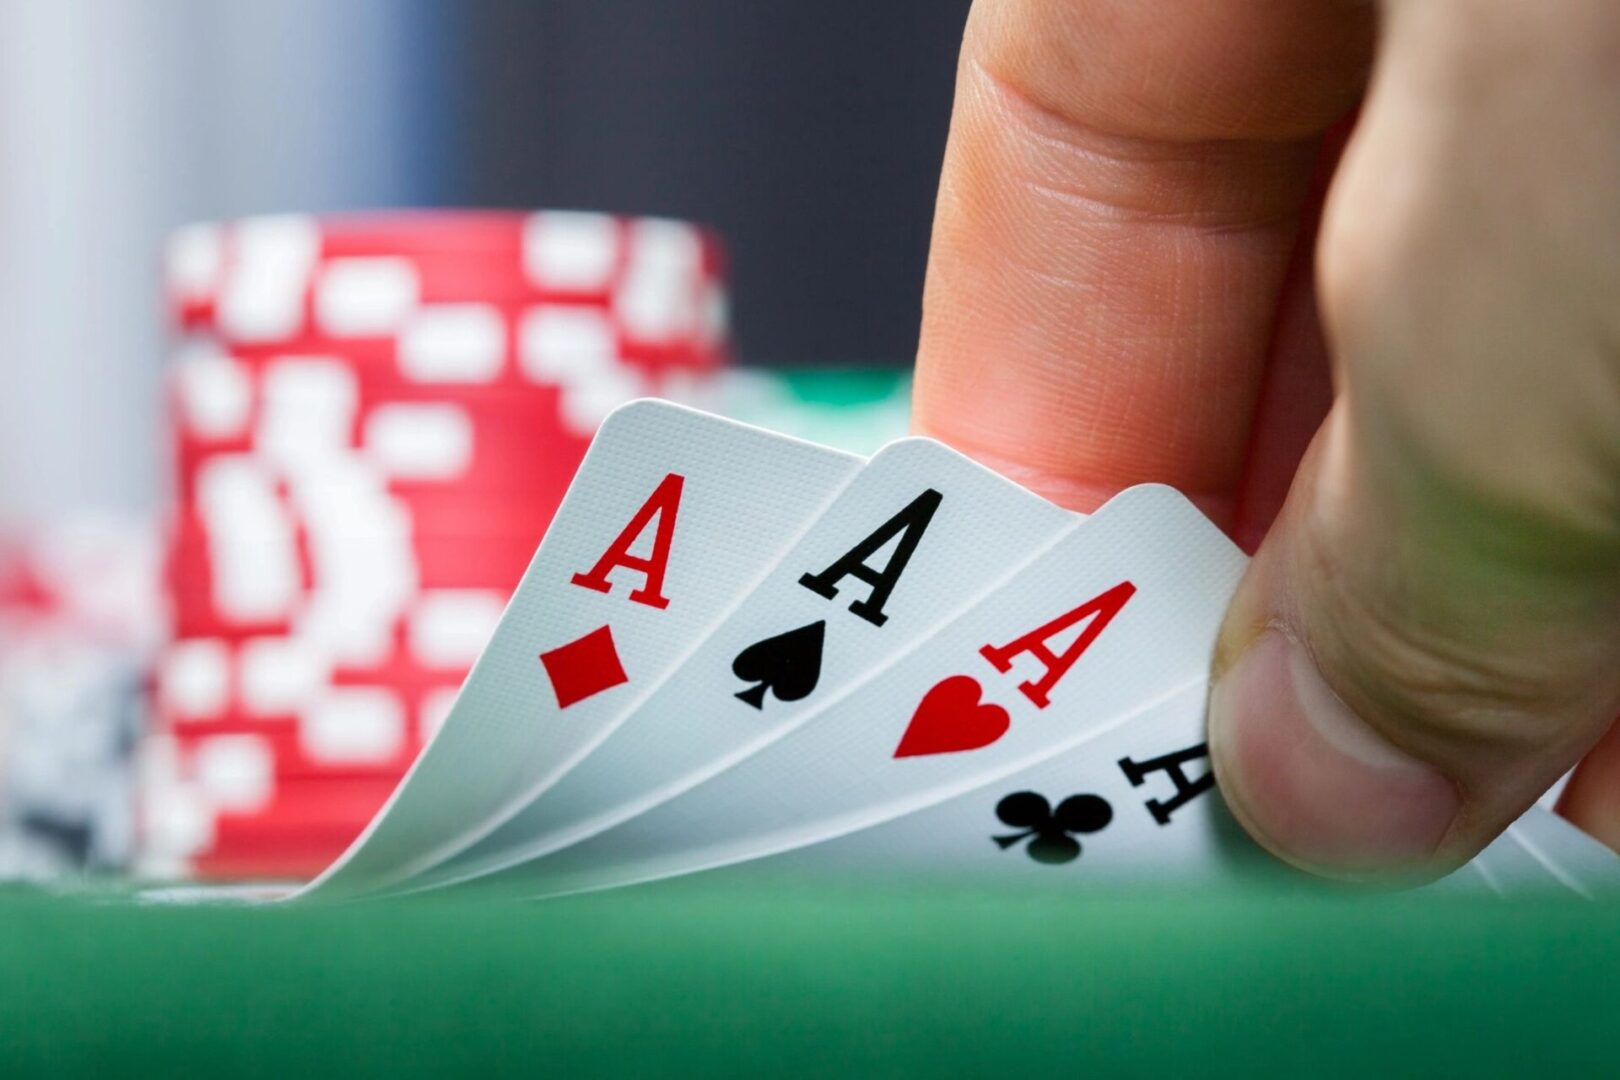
(1, 882, 1616, 1076)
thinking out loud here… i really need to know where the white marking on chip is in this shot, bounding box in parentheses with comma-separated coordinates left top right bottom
(196, 457, 301, 621)
(160, 639, 231, 718)
(616, 218, 701, 340)
(408, 590, 505, 668)
(523, 210, 617, 291)
(217, 215, 320, 341)
(517, 305, 617, 382)
(301, 688, 406, 763)
(142, 787, 215, 859)
(193, 735, 274, 812)
(419, 686, 460, 740)
(255, 358, 359, 472)
(290, 466, 416, 664)
(315, 256, 420, 337)
(166, 223, 224, 299)
(397, 303, 505, 383)
(363, 403, 474, 479)
(238, 637, 327, 715)
(701, 283, 729, 345)
(557, 365, 648, 438)
(173, 346, 252, 439)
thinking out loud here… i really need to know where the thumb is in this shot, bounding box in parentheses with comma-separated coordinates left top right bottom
(1207, 0, 1620, 881)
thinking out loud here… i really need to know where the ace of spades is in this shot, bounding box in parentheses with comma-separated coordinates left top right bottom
(730, 488, 941, 710)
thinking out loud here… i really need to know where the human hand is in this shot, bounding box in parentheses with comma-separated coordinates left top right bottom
(912, 0, 1620, 880)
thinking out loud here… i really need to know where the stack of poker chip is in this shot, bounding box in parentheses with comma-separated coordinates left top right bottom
(141, 211, 728, 880)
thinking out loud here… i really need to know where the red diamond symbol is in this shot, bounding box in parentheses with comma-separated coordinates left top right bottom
(539, 625, 628, 709)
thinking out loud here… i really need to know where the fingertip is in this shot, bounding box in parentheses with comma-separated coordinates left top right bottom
(1558, 716, 1620, 856)
(1208, 629, 1461, 880)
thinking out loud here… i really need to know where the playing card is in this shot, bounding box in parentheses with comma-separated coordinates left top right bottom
(1466, 820, 1573, 896)
(687, 687, 1603, 897)
(1501, 807, 1620, 897)
(1535, 768, 1576, 810)
(301, 401, 862, 898)
(703, 679, 1269, 887)
(642, 679, 1272, 892)
(423, 483, 1243, 899)
(422, 659, 1609, 899)
(401, 437, 1085, 891)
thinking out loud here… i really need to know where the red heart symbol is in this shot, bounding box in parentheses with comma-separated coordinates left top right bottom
(893, 675, 1010, 758)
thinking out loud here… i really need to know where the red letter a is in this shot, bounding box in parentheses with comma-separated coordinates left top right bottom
(570, 472, 685, 610)
(977, 581, 1135, 709)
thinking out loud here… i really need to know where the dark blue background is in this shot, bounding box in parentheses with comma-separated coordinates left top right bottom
(443, 1, 973, 367)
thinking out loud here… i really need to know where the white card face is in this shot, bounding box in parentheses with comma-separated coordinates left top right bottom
(679, 682, 1518, 897)
(301, 401, 862, 897)
(1501, 808, 1620, 897)
(406, 438, 1085, 890)
(1466, 822, 1569, 896)
(439, 484, 1248, 899)
(684, 680, 1270, 891)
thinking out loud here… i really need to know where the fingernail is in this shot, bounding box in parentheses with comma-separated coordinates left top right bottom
(1209, 630, 1459, 878)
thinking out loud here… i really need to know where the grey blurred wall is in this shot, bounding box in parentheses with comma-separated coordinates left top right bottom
(0, 0, 442, 520)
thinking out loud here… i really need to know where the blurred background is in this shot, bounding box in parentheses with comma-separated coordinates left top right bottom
(0, 0, 972, 882)
(0, 0, 970, 519)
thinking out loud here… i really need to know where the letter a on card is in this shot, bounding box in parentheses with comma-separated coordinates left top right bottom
(571, 472, 684, 609)
(979, 582, 1135, 708)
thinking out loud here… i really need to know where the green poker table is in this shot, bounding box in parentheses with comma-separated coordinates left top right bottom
(2, 881, 1615, 1076)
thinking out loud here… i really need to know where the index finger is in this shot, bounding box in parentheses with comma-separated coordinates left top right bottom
(912, 0, 1372, 520)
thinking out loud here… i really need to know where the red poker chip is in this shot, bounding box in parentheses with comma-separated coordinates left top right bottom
(142, 770, 403, 879)
(170, 214, 729, 359)
(188, 850, 348, 881)
(172, 350, 710, 415)
(408, 533, 539, 591)
(167, 772, 403, 824)
(167, 427, 588, 509)
(165, 518, 545, 582)
(191, 315, 726, 379)
(168, 210, 726, 284)
(186, 829, 365, 881)
(162, 720, 427, 781)
(166, 602, 296, 643)
(149, 209, 733, 882)
(185, 776, 403, 876)
(284, 211, 533, 255)
(189, 846, 356, 880)
(167, 381, 596, 506)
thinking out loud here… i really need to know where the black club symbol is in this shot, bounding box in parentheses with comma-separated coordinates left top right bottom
(993, 791, 1112, 864)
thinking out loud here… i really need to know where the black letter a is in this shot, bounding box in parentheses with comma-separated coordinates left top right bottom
(1118, 743, 1214, 825)
(798, 488, 942, 627)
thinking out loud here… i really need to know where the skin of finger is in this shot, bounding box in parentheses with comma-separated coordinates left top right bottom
(1230, 125, 1350, 552)
(1558, 716, 1620, 855)
(1213, 0, 1620, 870)
(911, 0, 1372, 520)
